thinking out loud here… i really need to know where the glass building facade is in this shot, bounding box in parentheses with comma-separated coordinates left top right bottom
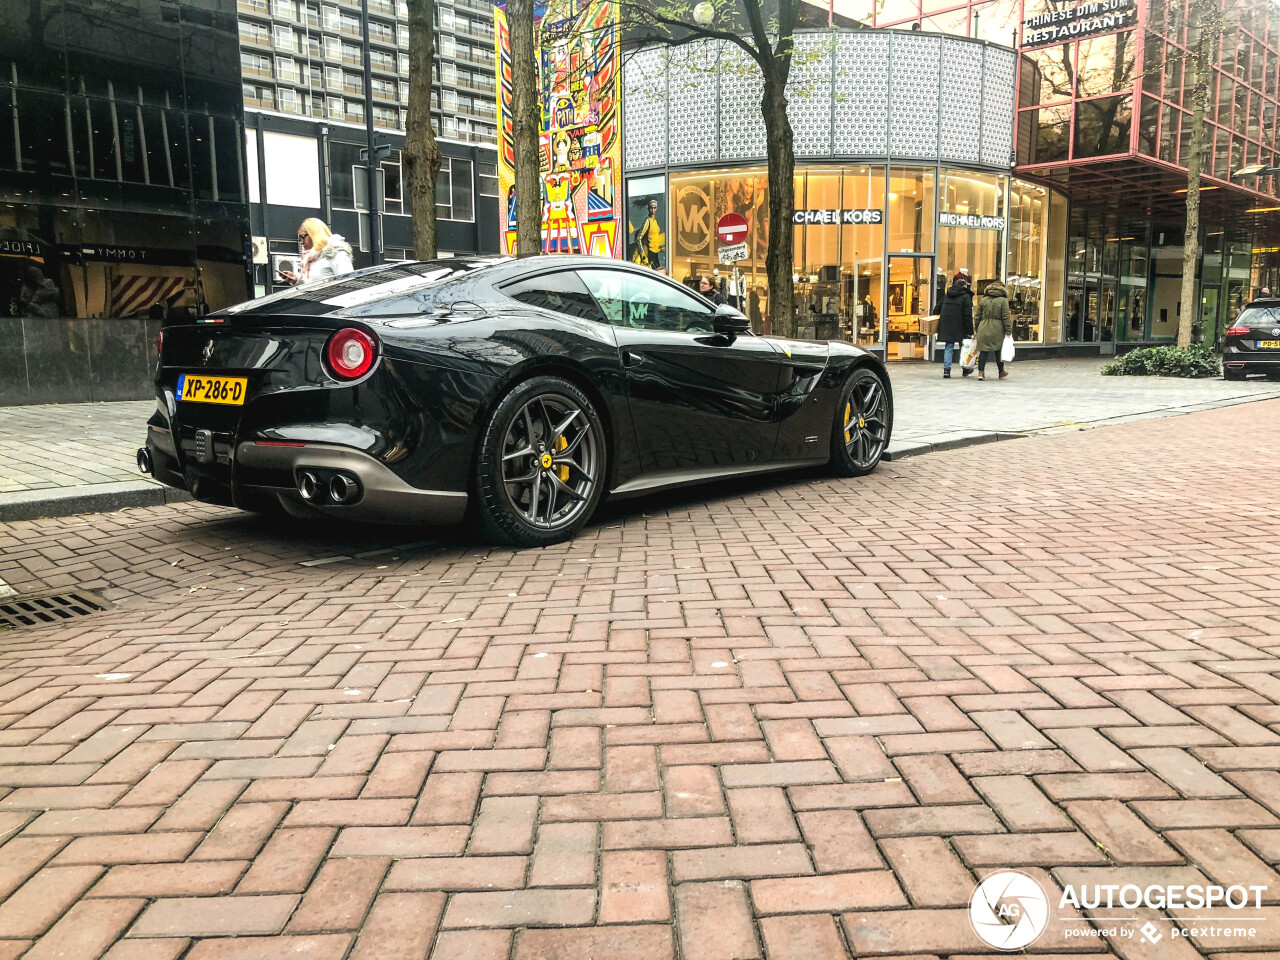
(1014, 0, 1280, 346)
(1, 0, 252, 323)
(624, 1, 1280, 357)
(0, 0, 252, 402)
(648, 165, 1058, 359)
(622, 28, 1042, 360)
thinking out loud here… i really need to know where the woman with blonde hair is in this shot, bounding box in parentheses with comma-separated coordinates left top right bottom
(278, 217, 354, 287)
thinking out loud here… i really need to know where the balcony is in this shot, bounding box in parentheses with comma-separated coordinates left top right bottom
(237, 0, 269, 13)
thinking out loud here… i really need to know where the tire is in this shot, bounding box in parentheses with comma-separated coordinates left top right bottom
(473, 375, 607, 547)
(1224, 368, 1246, 381)
(831, 367, 891, 477)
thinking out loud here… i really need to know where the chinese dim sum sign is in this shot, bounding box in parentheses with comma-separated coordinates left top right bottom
(1022, 0, 1136, 48)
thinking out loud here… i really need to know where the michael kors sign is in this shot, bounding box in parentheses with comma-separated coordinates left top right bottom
(792, 209, 883, 225)
(939, 212, 1007, 230)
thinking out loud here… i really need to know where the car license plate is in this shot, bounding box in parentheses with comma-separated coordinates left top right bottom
(1258, 340, 1280, 349)
(176, 374, 247, 405)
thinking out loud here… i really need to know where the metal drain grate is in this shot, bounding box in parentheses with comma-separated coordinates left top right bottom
(0, 591, 110, 629)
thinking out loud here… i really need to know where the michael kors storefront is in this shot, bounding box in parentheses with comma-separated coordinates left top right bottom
(622, 28, 1068, 359)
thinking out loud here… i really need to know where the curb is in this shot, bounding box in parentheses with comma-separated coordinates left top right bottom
(0, 481, 192, 523)
(885, 430, 1025, 461)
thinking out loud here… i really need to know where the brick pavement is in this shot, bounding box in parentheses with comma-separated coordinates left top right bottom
(2, 400, 1280, 957)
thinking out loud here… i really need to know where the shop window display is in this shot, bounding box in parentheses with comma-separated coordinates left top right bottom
(937, 168, 1004, 297)
(1007, 179, 1047, 343)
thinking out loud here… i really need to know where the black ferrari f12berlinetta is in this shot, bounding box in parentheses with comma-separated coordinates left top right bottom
(140, 256, 893, 545)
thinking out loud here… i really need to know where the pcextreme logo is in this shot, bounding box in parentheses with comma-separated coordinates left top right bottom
(969, 871, 1050, 950)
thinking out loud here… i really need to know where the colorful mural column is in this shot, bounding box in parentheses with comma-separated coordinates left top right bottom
(494, 0, 623, 258)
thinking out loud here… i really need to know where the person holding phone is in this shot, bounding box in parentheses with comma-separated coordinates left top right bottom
(278, 218, 353, 287)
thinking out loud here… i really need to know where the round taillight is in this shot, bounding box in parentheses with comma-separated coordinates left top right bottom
(326, 328, 377, 380)
(156, 329, 164, 358)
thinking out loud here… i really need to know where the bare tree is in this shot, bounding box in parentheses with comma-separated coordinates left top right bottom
(403, 0, 442, 259)
(1177, 0, 1224, 348)
(621, 0, 804, 336)
(508, 0, 543, 257)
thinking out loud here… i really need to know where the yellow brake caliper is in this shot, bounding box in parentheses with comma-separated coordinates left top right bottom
(557, 434, 569, 483)
(844, 402, 852, 442)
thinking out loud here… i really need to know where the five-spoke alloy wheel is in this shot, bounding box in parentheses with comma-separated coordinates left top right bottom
(474, 376, 606, 546)
(831, 367, 891, 477)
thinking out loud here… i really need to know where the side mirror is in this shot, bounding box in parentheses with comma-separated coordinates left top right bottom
(713, 303, 751, 335)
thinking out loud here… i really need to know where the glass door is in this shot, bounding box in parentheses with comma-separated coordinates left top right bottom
(885, 255, 933, 361)
(1099, 279, 1116, 348)
(848, 257, 882, 348)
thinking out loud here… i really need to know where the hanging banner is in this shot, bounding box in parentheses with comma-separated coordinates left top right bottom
(494, 0, 623, 258)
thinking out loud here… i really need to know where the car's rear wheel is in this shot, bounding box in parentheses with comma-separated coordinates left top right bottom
(1224, 367, 1246, 381)
(474, 376, 606, 546)
(831, 367, 890, 477)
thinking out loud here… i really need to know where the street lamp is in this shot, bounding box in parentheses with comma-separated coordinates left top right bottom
(693, 2, 714, 25)
(1232, 164, 1280, 178)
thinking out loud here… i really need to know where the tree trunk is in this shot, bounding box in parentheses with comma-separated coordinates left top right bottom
(508, 0, 542, 257)
(761, 76, 795, 339)
(1178, 8, 1212, 349)
(403, 0, 441, 260)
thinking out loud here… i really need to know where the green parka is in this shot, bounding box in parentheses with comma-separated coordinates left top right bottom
(974, 282, 1012, 352)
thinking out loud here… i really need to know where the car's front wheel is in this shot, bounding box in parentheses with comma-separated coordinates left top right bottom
(831, 367, 890, 477)
(474, 376, 607, 547)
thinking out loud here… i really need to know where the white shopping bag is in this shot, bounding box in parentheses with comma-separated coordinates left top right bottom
(959, 338, 978, 369)
(1001, 335, 1016, 363)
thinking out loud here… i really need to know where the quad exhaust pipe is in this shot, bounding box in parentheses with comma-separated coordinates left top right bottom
(297, 469, 361, 506)
(136, 447, 153, 475)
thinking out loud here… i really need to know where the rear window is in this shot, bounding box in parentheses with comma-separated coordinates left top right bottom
(1237, 305, 1280, 327)
(220, 259, 502, 317)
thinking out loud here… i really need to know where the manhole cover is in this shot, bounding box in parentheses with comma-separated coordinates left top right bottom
(0, 591, 110, 629)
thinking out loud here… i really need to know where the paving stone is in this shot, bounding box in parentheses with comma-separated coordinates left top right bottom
(128, 895, 300, 938)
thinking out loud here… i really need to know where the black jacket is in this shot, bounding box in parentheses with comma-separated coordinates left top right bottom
(937, 282, 973, 343)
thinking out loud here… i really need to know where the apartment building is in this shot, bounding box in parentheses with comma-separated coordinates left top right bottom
(235, 0, 502, 283)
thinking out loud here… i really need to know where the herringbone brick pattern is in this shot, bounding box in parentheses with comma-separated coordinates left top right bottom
(2, 400, 1280, 958)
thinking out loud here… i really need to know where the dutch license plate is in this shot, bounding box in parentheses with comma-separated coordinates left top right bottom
(177, 374, 247, 405)
(1257, 340, 1280, 349)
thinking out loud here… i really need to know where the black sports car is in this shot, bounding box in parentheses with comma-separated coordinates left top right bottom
(140, 256, 893, 545)
(1223, 298, 1280, 380)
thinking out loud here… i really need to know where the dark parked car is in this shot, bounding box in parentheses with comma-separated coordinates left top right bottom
(139, 257, 892, 545)
(1224, 298, 1280, 380)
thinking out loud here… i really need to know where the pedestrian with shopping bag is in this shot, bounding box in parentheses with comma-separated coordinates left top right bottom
(937, 272, 974, 378)
(974, 281, 1013, 380)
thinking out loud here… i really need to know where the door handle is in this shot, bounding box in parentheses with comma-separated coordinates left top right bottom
(622, 349, 640, 367)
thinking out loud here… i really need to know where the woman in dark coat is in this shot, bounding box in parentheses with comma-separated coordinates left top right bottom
(936, 272, 973, 378)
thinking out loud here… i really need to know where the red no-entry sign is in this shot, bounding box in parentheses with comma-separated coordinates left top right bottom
(716, 213, 748, 246)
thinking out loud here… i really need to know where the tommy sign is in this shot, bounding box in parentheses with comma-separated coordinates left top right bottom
(792, 208, 883, 225)
(1022, 0, 1137, 48)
